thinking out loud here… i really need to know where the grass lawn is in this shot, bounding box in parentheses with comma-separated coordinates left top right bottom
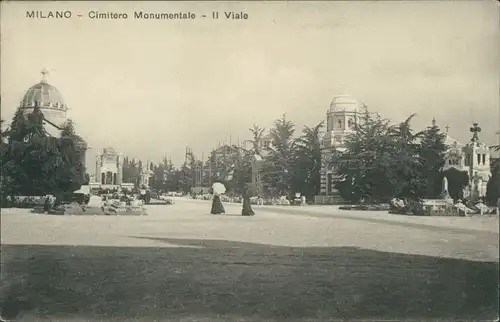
(1, 237, 498, 321)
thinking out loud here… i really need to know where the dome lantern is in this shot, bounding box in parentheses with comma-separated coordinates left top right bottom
(40, 68, 49, 83)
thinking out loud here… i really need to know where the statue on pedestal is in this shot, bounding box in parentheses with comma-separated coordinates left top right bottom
(439, 176, 451, 199)
(477, 178, 484, 198)
(462, 185, 470, 199)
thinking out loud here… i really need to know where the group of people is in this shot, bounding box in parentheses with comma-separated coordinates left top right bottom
(210, 188, 255, 216)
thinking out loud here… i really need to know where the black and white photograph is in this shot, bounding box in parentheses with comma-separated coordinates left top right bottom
(1, 1, 499, 321)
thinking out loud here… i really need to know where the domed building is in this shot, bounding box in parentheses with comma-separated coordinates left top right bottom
(319, 94, 367, 201)
(20, 69, 68, 132)
(322, 95, 366, 152)
(17, 69, 89, 183)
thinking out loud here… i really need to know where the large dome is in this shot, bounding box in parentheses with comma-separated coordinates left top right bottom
(20, 69, 66, 110)
(20, 80, 66, 110)
(329, 95, 364, 112)
(20, 70, 68, 128)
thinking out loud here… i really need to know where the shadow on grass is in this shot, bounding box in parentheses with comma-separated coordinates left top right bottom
(0, 238, 498, 321)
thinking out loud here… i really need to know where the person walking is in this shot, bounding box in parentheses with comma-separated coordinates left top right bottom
(210, 192, 225, 215)
(241, 187, 255, 216)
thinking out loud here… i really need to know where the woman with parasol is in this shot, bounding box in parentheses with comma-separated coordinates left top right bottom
(211, 182, 226, 215)
(241, 185, 255, 216)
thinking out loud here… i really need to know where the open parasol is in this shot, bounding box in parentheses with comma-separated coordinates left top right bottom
(212, 182, 226, 195)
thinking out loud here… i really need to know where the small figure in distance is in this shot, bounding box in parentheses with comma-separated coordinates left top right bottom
(241, 185, 255, 216)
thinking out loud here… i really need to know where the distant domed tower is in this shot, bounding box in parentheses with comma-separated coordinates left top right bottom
(319, 93, 367, 200)
(322, 94, 366, 152)
(20, 69, 68, 129)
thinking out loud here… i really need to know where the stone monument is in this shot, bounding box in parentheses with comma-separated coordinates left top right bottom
(139, 160, 154, 188)
(95, 147, 123, 189)
(439, 176, 451, 199)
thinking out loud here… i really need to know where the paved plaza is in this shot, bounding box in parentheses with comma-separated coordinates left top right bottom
(1, 198, 499, 321)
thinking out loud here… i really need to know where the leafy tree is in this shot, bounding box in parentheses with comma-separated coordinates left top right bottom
(170, 169, 184, 192)
(55, 119, 87, 193)
(336, 112, 428, 203)
(202, 144, 248, 195)
(249, 124, 266, 156)
(262, 115, 296, 197)
(418, 119, 447, 198)
(149, 162, 158, 189)
(153, 156, 177, 192)
(231, 146, 254, 195)
(10, 106, 59, 196)
(2, 108, 87, 198)
(336, 112, 395, 203)
(293, 121, 324, 200)
(176, 152, 198, 193)
(8, 108, 31, 143)
(387, 114, 426, 200)
(0, 118, 17, 203)
(209, 146, 233, 182)
(486, 157, 500, 206)
(186, 151, 198, 188)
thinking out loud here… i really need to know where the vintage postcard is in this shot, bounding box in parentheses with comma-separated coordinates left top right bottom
(1, 1, 499, 321)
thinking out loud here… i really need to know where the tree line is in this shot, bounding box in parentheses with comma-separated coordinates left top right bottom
(148, 110, 498, 205)
(2, 105, 498, 205)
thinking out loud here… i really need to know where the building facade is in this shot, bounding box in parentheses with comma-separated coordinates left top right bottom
(442, 123, 492, 201)
(94, 147, 124, 190)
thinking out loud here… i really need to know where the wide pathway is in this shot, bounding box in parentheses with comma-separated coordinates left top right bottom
(1, 200, 498, 321)
(2, 199, 498, 262)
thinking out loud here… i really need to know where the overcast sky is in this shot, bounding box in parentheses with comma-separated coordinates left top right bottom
(1, 1, 499, 168)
